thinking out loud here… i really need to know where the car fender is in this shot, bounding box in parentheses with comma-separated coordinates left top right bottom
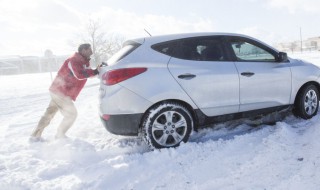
(290, 58, 320, 104)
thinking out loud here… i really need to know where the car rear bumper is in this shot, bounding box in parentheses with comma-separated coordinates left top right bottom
(100, 113, 143, 136)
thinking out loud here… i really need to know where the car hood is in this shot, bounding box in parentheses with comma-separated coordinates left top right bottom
(289, 57, 320, 80)
(289, 57, 320, 68)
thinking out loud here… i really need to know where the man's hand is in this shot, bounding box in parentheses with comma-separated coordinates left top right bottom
(94, 68, 99, 75)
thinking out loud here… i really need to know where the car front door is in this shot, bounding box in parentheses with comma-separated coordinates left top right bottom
(226, 37, 292, 112)
(167, 36, 240, 116)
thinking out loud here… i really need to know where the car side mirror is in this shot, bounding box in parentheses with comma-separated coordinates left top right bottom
(278, 52, 288, 62)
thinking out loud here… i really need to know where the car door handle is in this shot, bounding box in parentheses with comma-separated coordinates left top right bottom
(241, 72, 255, 77)
(178, 73, 196, 80)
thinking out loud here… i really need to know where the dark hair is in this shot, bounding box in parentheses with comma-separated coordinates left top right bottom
(78, 43, 91, 52)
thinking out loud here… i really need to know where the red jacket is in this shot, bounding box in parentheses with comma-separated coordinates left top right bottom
(49, 52, 97, 101)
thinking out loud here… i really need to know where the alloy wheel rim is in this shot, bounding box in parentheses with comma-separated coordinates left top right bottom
(304, 89, 318, 116)
(151, 110, 187, 147)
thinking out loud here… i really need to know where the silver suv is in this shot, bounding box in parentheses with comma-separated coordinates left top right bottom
(99, 33, 320, 149)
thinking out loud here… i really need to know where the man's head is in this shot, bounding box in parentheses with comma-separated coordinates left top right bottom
(78, 43, 93, 59)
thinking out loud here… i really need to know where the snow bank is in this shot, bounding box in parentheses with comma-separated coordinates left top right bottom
(1, 51, 320, 189)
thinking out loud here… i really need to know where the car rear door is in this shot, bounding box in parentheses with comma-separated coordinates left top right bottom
(226, 36, 292, 112)
(165, 36, 240, 117)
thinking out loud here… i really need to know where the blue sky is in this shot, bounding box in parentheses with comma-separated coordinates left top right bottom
(1, 0, 320, 56)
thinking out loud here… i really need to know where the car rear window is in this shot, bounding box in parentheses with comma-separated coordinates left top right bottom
(151, 41, 177, 56)
(107, 41, 141, 66)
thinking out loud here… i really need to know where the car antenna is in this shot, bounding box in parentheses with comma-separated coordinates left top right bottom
(144, 29, 152, 37)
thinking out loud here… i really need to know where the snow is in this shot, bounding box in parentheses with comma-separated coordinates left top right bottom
(1, 51, 320, 190)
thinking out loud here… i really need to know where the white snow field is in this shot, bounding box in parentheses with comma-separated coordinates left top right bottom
(1, 51, 320, 190)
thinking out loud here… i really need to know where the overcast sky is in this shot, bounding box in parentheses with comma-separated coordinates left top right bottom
(1, 0, 320, 56)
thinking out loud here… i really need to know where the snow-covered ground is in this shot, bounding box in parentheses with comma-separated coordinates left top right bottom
(1, 51, 320, 190)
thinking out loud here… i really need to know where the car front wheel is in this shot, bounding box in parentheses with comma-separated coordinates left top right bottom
(141, 102, 193, 149)
(294, 84, 319, 119)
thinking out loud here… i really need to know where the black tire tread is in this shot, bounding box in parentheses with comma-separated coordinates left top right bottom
(141, 102, 193, 149)
(294, 84, 319, 119)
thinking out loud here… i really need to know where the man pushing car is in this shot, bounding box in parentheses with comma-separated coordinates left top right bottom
(30, 43, 100, 141)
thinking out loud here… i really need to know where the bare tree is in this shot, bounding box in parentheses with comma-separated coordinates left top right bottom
(276, 43, 287, 52)
(73, 19, 126, 66)
(289, 42, 297, 53)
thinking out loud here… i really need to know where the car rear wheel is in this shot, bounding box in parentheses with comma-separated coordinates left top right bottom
(294, 84, 319, 119)
(141, 102, 193, 149)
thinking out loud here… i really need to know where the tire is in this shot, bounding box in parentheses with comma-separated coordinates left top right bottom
(294, 84, 319, 119)
(141, 102, 193, 149)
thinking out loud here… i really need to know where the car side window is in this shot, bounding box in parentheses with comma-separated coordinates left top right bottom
(152, 37, 226, 61)
(230, 40, 276, 62)
(151, 39, 201, 61)
(199, 43, 225, 61)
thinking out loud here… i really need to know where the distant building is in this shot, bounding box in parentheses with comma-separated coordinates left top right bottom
(276, 36, 320, 53)
(307, 37, 320, 50)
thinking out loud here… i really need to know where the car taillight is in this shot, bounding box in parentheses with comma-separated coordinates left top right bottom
(102, 114, 110, 121)
(102, 68, 147, 85)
